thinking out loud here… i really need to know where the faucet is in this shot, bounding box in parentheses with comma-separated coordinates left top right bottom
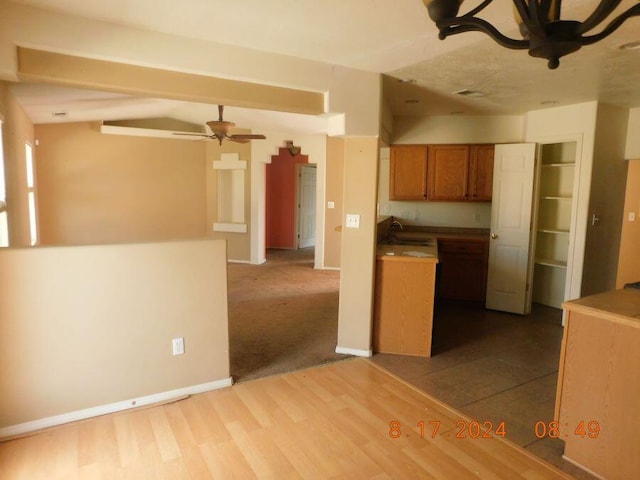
(390, 220, 403, 231)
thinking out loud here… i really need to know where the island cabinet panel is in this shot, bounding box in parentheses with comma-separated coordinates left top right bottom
(556, 290, 640, 480)
(373, 258, 436, 357)
(437, 238, 489, 302)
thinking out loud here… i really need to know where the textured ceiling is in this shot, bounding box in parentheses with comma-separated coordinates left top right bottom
(7, 0, 640, 126)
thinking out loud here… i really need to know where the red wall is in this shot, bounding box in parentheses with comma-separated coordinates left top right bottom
(266, 147, 309, 249)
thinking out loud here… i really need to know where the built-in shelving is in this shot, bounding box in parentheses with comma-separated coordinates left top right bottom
(532, 142, 577, 309)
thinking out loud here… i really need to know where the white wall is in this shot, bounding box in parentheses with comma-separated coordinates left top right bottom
(381, 115, 524, 228)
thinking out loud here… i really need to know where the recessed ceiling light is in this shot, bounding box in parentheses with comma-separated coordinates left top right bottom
(453, 89, 484, 98)
(405, 99, 419, 104)
(619, 40, 640, 50)
(52, 112, 68, 117)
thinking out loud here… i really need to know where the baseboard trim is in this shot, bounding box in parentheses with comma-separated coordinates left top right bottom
(319, 266, 341, 271)
(335, 346, 372, 357)
(227, 259, 251, 264)
(0, 377, 233, 440)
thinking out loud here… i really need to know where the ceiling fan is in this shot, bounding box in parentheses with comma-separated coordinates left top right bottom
(174, 105, 266, 145)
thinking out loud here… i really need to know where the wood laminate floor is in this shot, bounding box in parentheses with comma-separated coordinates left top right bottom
(0, 358, 573, 479)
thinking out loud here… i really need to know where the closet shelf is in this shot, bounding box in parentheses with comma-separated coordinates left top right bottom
(541, 162, 575, 168)
(538, 228, 570, 235)
(535, 258, 568, 268)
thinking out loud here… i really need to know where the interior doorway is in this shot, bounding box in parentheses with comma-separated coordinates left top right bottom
(530, 141, 578, 309)
(296, 164, 316, 249)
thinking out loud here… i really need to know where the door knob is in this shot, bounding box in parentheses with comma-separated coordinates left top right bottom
(491, 233, 499, 239)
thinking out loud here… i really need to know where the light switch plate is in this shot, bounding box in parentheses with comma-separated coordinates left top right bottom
(629, 212, 636, 222)
(346, 214, 360, 228)
(327, 201, 335, 209)
(172, 337, 185, 355)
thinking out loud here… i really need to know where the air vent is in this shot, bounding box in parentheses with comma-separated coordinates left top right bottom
(52, 112, 68, 117)
(453, 89, 484, 98)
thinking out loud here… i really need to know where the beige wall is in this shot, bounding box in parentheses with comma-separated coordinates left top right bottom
(0, 82, 34, 247)
(381, 114, 524, 228)
(35, 122, 207, 245)
(0, 239, 230, 430)
(337, 136, 379, 354)
(581, 104, 628, 296)
(617, 160, 640, 287)
(206, 136, 252, 262)
(324, 136, 344, 269)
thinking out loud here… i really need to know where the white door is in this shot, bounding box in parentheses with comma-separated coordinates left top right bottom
(486, 143, 537, 314)
(297, 165, 316, 248)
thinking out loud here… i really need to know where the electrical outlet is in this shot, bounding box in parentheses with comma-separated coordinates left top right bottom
(345, 214, 360, 228)
(172, 337, 185, 356)
(629, 212, 636, 222)
(327, 201, 335, 209)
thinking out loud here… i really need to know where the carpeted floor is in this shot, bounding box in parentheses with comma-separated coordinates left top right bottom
(227, 247, 346, 382)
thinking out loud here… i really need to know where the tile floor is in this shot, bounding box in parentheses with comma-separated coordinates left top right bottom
(371, 300, 598, 480)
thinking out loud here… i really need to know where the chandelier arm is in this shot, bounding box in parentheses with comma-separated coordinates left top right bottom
(577, 0, 623, 34)
(580, 4, 640, 44)
(527, 0, 545, 33)
(538, 0, 553, 23)
(440, 18, 529, 49)
(460, 0, 494, 19)
(513, 0, 534, 30)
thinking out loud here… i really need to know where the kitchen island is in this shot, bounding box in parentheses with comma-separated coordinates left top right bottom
(555, 288, 640, 480)
(373, 241, 438, 357)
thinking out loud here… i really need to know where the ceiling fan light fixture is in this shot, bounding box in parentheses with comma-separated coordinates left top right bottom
(423, 0, 640, 69)
(286, 140, 301, 156)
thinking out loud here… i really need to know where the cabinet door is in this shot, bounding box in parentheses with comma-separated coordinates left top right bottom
(468, 145, 494, 201)
(389, 145, 428, 200)
(437, 239, 488, 302)
(427, 145, 470, 201)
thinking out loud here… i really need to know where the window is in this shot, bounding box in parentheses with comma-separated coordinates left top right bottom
(0, 118, 8, 247)
(25, 142, 38, 246)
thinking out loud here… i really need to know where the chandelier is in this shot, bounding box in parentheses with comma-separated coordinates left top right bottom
(423, 0, 640, 69)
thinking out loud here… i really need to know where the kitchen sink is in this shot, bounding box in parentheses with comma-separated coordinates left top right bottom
(384, 237, 434, 247)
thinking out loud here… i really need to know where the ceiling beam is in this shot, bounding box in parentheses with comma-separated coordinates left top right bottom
(17, 47, 325, 116)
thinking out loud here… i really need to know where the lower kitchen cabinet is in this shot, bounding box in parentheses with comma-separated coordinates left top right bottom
(437, 238, 489, 302)
(373, 257, 437, 357)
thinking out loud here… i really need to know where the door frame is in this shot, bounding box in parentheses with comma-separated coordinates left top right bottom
(526, 133, 583, 314)
(295, 163, 317, 249)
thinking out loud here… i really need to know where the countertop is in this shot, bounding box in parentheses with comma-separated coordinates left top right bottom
(563, 288, 640, 328)
(376, 243, 438, 263)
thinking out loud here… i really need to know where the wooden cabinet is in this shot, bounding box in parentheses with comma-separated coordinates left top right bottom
(437, 238, 489, 302)
(373, 256, 437, 357)
(427, 145, 470, 200)
(389, 144, 493, 202)
(468, 144, 494, 201)
(389, 145, 428, 200)
(427, 144, 494, 201)
(556, 290, 640, 480)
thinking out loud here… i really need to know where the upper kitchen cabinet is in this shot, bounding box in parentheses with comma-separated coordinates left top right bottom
(468, 144, 495, 201)
(427, 144, 470, 200)
(389, 145, 428, 200)
(390, 144, 494, 202)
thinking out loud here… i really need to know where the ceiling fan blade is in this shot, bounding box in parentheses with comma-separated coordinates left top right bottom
(172, 132, 210, 138)
(229, 134, 267, 140)
(227, 137, 250, 144)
